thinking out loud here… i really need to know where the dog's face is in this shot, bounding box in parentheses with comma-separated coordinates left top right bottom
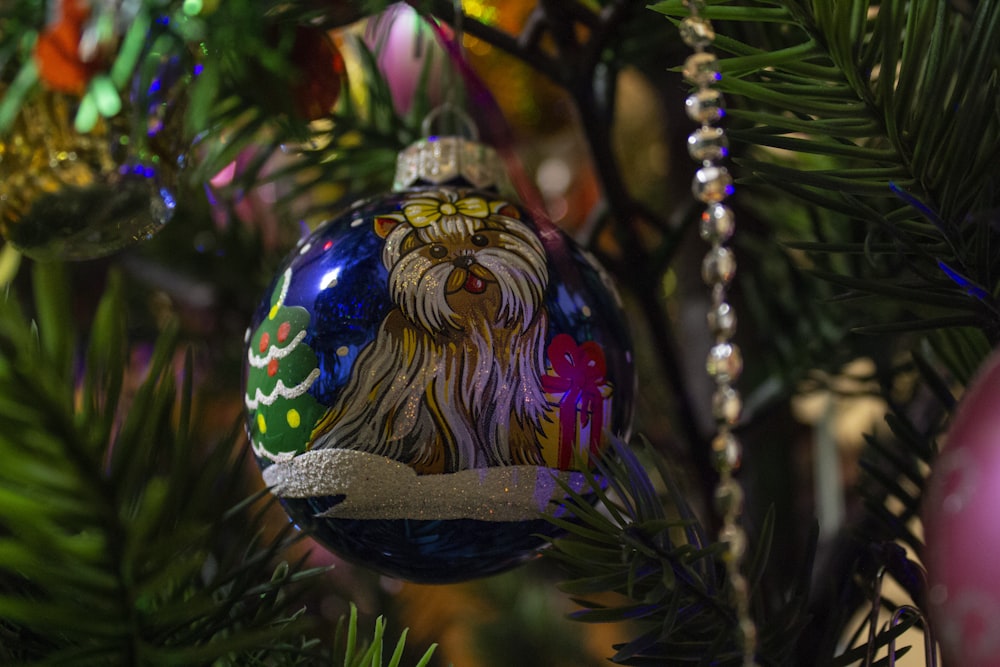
(376, 191, 548, 334)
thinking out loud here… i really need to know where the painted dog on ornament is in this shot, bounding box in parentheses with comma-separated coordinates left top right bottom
(310, 190, 551, 474)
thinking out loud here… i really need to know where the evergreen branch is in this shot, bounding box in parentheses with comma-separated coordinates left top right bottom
(828, 616, 916, 667)
(809, 270, 977, 310)
(818, 364, 946, 661)
(654, 0, 1000, 342)
(732, 130, 898, 161)
(926, 326, 993, 384)
(207, 33, 418, 223)
(333, 603, 437, 667)
(546, 437, 807, 666)
(0, 262, 330, 665)
(0, 261, 436, 666)
(850, 315, 983, 335)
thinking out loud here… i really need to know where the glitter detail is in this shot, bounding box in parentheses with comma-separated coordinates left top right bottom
(247, 329, 309, 367)
(261, 449, 589, 521)
(269, 269, 292, 319)
(251, 440, 297, 464)
(244, 368, 322, 410)
(393, 136, 511, 191)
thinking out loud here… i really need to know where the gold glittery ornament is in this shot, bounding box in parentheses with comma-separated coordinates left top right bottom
(0, 79, 186, 260)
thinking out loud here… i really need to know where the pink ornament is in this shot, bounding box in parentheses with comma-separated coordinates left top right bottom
(365, 4, 447, 115)
(923, 349, 1000, 666)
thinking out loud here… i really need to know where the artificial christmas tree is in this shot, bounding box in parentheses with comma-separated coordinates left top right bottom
(1, 0, 997, 665)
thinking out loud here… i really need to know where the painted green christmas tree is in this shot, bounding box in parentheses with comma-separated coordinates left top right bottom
(245, 268, 326, 462)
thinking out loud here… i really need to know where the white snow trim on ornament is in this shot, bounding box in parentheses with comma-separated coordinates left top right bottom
(251, 438, 298, 464)
(244, 368, 322, 410)
(276, 268, 292, 305)
(261, 449, 590, 522)
(247, 329, 309, 367)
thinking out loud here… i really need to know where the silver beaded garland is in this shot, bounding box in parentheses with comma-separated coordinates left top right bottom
(680, 2, 758, 665)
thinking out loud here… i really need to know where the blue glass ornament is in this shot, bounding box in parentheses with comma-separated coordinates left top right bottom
(244, 137, 634, 583)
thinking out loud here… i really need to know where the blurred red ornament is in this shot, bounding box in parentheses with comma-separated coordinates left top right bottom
(923, 349, 1000, 666)
(34, 0, 102, 94)
(290, 26, 345, 121)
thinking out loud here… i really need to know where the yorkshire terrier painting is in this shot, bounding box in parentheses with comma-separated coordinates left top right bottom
(310, 189, 551, 474)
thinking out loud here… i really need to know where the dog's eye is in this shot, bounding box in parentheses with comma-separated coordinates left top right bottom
(471, 234, 489, 247)
(429, 244, 448, 259)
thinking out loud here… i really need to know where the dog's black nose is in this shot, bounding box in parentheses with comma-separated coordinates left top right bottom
(453, 256, 475, 268)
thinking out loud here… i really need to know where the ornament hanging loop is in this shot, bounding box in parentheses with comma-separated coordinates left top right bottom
(420, 100, 479, 141)
(862, 566, 938, 667)
(419, 0, 474, 140)
(862, 566, 887, 667)
(410, 0, 479, 182)
(887, 606, 938, 667)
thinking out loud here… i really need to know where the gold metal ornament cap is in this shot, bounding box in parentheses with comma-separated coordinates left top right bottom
(393, 136, 512, 193)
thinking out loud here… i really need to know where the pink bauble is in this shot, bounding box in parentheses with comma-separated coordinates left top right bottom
(923, 350, 1000, 665)
(365, 4, 447, 115)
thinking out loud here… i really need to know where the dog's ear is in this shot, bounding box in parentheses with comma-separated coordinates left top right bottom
(374, 214, 405, 238)
(490, 201, 522, 220)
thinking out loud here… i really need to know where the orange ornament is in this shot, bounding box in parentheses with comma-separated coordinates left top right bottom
(34, 0, 99, 94)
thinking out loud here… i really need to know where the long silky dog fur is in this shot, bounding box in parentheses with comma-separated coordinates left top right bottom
(310, 192, 551, 473)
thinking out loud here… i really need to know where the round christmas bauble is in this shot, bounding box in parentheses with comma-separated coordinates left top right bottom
(365, 4, 447, 116)
(243, 136, 634, 582)
(0, 57, 188, 260)
(923, 349, 1000, 665)
(289, 26, 346, 121)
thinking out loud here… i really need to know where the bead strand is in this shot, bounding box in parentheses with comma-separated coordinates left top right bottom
(680, 2, 757, 665)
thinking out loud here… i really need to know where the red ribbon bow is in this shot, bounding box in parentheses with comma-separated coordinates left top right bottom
(542, 334, 608, 469)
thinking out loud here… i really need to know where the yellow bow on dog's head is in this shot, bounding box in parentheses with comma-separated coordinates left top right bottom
(402, 195, 490, 227)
